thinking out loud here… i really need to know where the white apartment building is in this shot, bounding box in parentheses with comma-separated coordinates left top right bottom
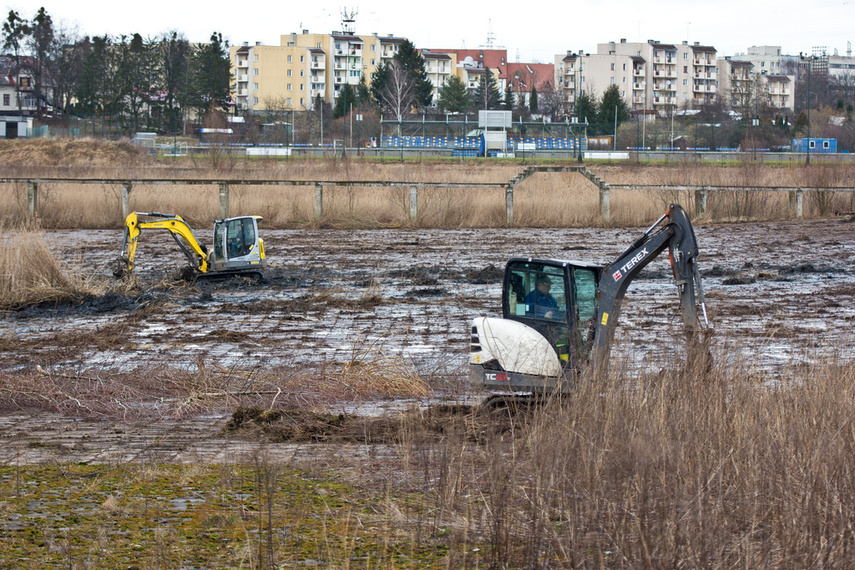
(556, 39, 718, 119)
(719, 55, 796, 112)
(731, 46, 786, 75)
(421, 50, 456, 102)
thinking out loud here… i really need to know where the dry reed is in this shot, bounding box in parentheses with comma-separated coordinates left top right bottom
(396, 346, 855, 567)
(1, 139, 852, 229)
(0, 226, 103, 309)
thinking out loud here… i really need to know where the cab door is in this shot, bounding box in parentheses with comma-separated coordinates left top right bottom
(503, 260, 573, 367)
(212, 217, 263, 271)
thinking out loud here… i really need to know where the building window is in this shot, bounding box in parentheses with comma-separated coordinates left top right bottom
(254, 54, 258, 62)
(683, 52, 688, 60)
(809, 140, 816, 149)
(610, 63, 615, 71)
(683, 79, 688, 86)
(254, 68, 258, 76)
(300, 83, 304, 90)
(300, 70, 304, 77)
(610, 77, 615, 84)
(2, 94, 8, 106)
(300, 55, 304, 62)
(287, 84, 292, 91)
(371, 44, 375, 51)
(253, 97, 258, 104)
(287, 98, 292, 105)
(253, 83, 258, 90)
(622, 76, 626, 83)
(287, 69, 292, 77)
(287, 55, 292, 63)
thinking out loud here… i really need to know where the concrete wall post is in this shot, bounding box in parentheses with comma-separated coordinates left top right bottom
(121, 182, 132, 220)
(218, 183, 229, 218)
(505, 184, 514, 226)
(314, 184, 323, 221)
(26, 181, 37, 219)
(409, 186, 418, 223)
(599, 185, 610, 224)
(695, 188, 708, 218)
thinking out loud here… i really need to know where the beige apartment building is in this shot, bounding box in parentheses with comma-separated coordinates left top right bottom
(718, 55, 795, 113)
(230, 30, 407, 112)
(556, 39, 719, 119)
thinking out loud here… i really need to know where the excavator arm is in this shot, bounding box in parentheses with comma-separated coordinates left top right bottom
(589, 203, 709, 370)
(114, 212, 210, 278)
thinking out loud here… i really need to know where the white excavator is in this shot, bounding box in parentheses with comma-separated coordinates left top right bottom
(113, 212, 265, 280)
(469, 203, 710, 392)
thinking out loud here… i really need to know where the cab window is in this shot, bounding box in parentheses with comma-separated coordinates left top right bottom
(226, 218, 255, 258)
(507, 263, 567, 322)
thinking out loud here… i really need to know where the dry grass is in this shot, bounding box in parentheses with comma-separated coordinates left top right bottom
(1, 140, 853, 228)
(396, 349, 855, 567)
(0, 226, 104, 309)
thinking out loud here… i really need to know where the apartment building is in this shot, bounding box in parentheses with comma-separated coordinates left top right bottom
(230, 30, 407, 112)
(429, 48, 508, 93)
(421, 50, 456, 101)
(719, 55, 795, 112)
(556, 39, 719, 119)
(731, 46, 787, 75)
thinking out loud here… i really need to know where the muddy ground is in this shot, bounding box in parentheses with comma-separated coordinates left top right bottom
(2, 218, 854, 464)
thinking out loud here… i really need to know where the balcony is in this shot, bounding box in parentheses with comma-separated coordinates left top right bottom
(237, 75, 248, 82)
(237, 60, 248, 68)
(632, 96, 646, 104)
(311, 61, 325, 69)
(633, 83, 644, 90)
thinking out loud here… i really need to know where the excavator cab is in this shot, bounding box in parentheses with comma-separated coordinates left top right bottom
(469, 258, 602, 392)
(211, 216, 265, 272)
(470, 203, 709, 394)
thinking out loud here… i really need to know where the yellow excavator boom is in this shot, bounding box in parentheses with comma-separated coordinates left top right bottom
(115, 212, 209, 278)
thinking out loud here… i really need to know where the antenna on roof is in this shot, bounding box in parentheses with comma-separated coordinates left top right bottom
(340, 7, 358, 34)
(479, 19, 505, 49)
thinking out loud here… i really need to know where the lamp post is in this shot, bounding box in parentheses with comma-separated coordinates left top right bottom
(801, 53, 815, 166)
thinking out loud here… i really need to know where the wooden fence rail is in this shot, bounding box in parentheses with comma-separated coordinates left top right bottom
(4, 168, 853, 225)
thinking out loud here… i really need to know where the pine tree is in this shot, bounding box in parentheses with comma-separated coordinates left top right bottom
(474, 67, 501, 110)
(437, 75, 471, 113)
(529, 86, 538, 114)
(598, 84, 630, 129)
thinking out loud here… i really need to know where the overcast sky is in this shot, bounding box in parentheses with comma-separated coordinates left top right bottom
(8, 0, 854, 61)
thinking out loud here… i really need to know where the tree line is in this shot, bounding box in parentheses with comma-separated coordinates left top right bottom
(2, 7, 232, 134)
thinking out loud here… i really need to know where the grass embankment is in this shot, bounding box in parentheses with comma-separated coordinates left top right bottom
(0, 139, 853, 228)
(3, 354, 855, 567)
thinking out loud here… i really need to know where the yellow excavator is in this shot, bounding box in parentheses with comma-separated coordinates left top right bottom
(113, 212, 265, 280)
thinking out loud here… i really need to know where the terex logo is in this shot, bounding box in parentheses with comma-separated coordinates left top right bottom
(614, 247, 649, 281)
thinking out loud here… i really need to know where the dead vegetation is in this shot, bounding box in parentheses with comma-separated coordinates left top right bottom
(0, 225, 104, 309)
(0, 139, 853, 229)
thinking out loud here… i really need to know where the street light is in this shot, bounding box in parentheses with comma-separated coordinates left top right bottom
(800, 53, 815, 166)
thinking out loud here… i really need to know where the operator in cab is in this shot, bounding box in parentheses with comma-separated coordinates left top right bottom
(525, 275, 561, 319)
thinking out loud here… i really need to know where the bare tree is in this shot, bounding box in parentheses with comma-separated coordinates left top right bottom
(377, 60, 416, 130)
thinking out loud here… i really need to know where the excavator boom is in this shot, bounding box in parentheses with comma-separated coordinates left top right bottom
(590, 203, 708, 369)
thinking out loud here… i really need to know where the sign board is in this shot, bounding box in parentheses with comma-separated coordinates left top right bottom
(478, 110, 512, 129)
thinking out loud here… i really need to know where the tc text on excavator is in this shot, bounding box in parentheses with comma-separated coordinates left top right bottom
(114, 212, 265, 280)
(469, 203, 710, 393)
